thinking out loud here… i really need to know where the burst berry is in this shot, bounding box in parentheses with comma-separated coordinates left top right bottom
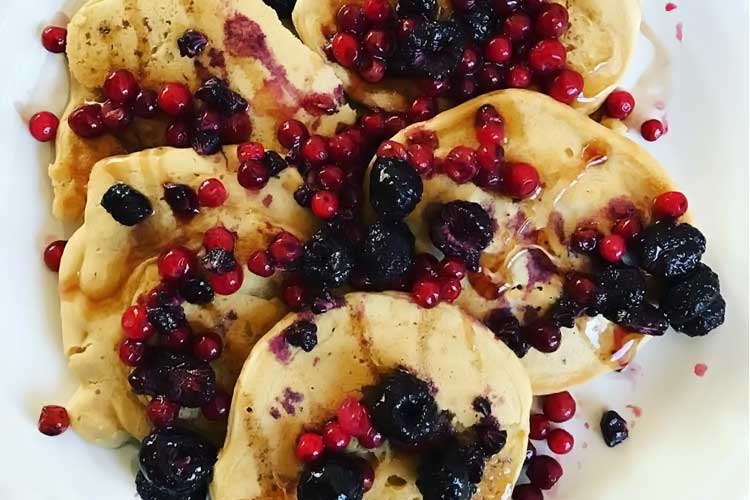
(209, 268, 244, 295)
(439, 279, 462, 303)
(68, 104, 105, 138)
(41, 26, 67, 53)
(606, 90, 636, 119)
(43, 240, 66, 272)
(237, 160, 270, 190)
(412, 279, 441, 308)
(248, 250, 275, 277)
(331, 32, 360, 68)
(323, 421, 352, 452)
(506, 64, 532, 88)
(121, 305, 154, 341)
(158, 247, 194, 280)
(197, 178, 228, 207)
(157, 83, 193, 117)
(203, 226, 236, 251)
(193, 332, 223, 362)
(599, 234, 626, 263)
(237, 142, 265, 162)
(277, 119, 310, 149)
(119, 339, 146, 366)
(202, 390, 231, 421)
(103, 69, 139, 105)
(337, 397, 372, 437)
(527, 455, 563, 490)
(503, 162, 540, 198)
(311, 191, 339, 220)
(485, 36, 512, 64)
(529, 414, 551, 440)
(29, 112, 59, 142)
(547, 428, 574, 454)
(38, 405, 70, 436)
(641, 119, 665, 141)
(653, 191, 688, 219)
(548, 69, 584, 104)
(528, 39, 566, 74)
(146, 397, 180, 428)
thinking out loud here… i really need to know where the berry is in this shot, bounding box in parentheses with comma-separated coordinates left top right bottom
(192, 131, 223, 156)
(38, 405, 70, 436)
(180, 278, 215, 305)
(485, 36, 512, 64)
(101, 100, 134, 132)
(129, 350, 216, 407)
(439, 257, 467, 281)
(147, 304, 187, 335)
(526, 322, 561, 353)
(282, 280, 309, 311)
(503, 162, 540, 198)
(528, 39, 567, 74)
(506, 63, 532, 88)
(269, 231, 303, 266)
(43, 240, 66, 272)
(397, 0, 438, 17)
(476, 123, 505, 147)
(331, 32, 360, 68)
(134, 90, 159, 118)
(119, 339, 146, 366)
(318, 165, 345, 191)
(122, 305, 155, 341)
(384, 114, 409, 136)
(237, 142, 265, 162)
(612, 216, 643, 240)
(478, 62, 505, 91)
(192, 333, 223, 362)
(409, 96, 439, 123)
(364, 29, 394, 58)
(503, 12, 533, 41)
(418, 77, 451, 97)
(564, 274, 595, 304)
(414, 253, 440, 280)
(416, 440, 476, 499)
(68, 103, 105, 138)
(600, 410, 629, 447)
(323, 422, 351, 452)
(197, 178, 227, 208)
(525, 441, 536, 464)
(529, 413, 551, 440)
(570, 227, 602, 254)
(302, 135, 330, 166)
(337, 4, 366, 35)
(284, 320, 319, 352)
(337, 397, 371, 437)
(394, 20, 467, 80)
(29, 111, 59, 142)
(166, 122, 191, 148)
(430, 201, 493, 272)
(158, 247, 194, 280)
(526, 455, 563, 490)
(547, 69, 584, 104)
(443, 146, 479, 184)
(357, 56, 387, 83)
(159, 327, 191, 352)
(247, 250, 274, 277)
(360, 111, 386, 138)
(277, 119, 310, 149)
(439, 279, 462, 302)
(460, 5, 495, 44)
(311, 191, 339, 220)
(664, 263, 725, 337)
(547, 428, 574, 454)
(300, 226, 354, 289)
(605, 90, 636, 119)
(237, 160, 270, 190)
(653, 191, 688, 219)
(103, 69, 139, 105)
(641, 119, 665, 141)
(457, 46, 481, 75)
(195, 77, 248, 114)
(202, 248, 239, 275)
(209, 268, 244, 295)
(363, 0, 394, 25)
(177, 29, 209, 57)
(357, 221, 416, 290)
(513, 484, 544, 500)
(203, 226, 235, 251)
(485, 309, 529, 358)
(412, 279, 441, 308)
(536, 3, 569, 38)
(101, 183, 153, 226)
(163, 183, 200, 219)
(146, 397, 180, 428)
(298, 455, 365, 499)
(157, 83, 193, 117)
(369, 157, 423, 221)
(634, 222, 706, 279)
(201, 389, 231, 421)
(41, 26, 67, 53)
(359, 426, 385, 449)
(594, 266, 647, 324)
(222, 112, 252, 144)
(407, 144, 435, 176)
(598, 234, 626, 263)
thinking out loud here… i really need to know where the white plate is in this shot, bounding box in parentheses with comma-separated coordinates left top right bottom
(0, 1, 747, 499)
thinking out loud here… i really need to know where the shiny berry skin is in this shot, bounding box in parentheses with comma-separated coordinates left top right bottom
(210, 268, 244, 295)
(311, 191, 339, 220)
(536, 3, 569, 38)
(570, 227, 601, 254)
(364, 29, 393, 58)
(408, 96, 438, 123)
(237, 142, 265, 162)
(526, 323, 562, 353)
(457, 46, 481, 75)
(68, 103, 105, 138)
(296, 432, 325, 463)
(323, 422, 352, 452)
(331, 32, 360, 68)
(202, 390, 231, 421)
(146, 397, 180, 428)
(41, 26, 67, 53)
(598, 234, 626, 263)
(377, 140, 408, 160)
(363, 0, 393, 25)
(527, 455, 563, 490)
(407, 144, 435, 176)
(506, 64, 532, 88)
(528, 39, 567, 74)
(653, 191, 688, 219)
(248, 250, 275, 277)
(121, 304, 154, 341)
(337, 4, 366, 35)
(197, 178, 227, 208)
(475, 162, 503, 189)
(476, 104, 503, 127)
(384, 114, 409, 136)
(477, 122, 505, 146)
(166, 122, 191, 148)
(564, 274, 595, 305)
(418, 78, 451, 97)
(119, 339, 146, 366)
(612, 216, 643, 240)
(641, 119, 665, 141)
(525, 441, 536, 464)
(512, 484, 543, 500)
(548, 69, 584, 104)
(157, 83, 193, 117)
(38, 405, 70, 436)
(203, 226, 235, 252)
(503, 13, 532, 41)
(158, 247, 194, 280)
(605, 90, 636, 119)
(443, 146, 478, 184)
(302, 135, 330, 166)
(503, 162, 540, 198)
(282, 280, 308, 311)
(103, 69, 139, 105)
(160, 327, 192, 352)
(478, 63, 505, 92)
(546, 428, 574, 454)
(223, 112, 252, 143)
(337, 397, 372, 437)
(529, 413, 551, 440)
(485, 36, 512, 64)
(360, 111, 386, 138)
(134, 89, 159, 118)
(43, 240, 67, 272)
(330, 133, 360, 164)
(414, 253, 440, 279)
(238, 160, 270, 190)
(193, 332, 223, 362)
(315, 165, 342, 191)
(360, 460, 375, 491)
(358, 427, 385, 449)
(412, 279, 441, 308)
(29, 112, 59, 142)
(269, 232, 303, 265)
(358, 57, 387, 83)
(439, 257, 467, 281)
(439, 279, 462, 303)
(396, 16, 420, 41)
(101, 100, 134, 132)
(277, 119, 310, 149)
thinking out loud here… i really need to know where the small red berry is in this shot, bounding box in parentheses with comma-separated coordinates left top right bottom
(503, 13, 533, 41)
(439, 279, 462, 303)
(357, 57, 387, 83)
(277, 119, 310, 149)
(408, 96, 438, 123)
(101, 100, 134, 132)
(612, 216, 643, 240)
(384, 114, 409, 136)
(418, 78, 451, 97)
(478, 63, 505, 92)
(512, 484, 544, 500)
(323, 421, 352, 452)
(134, 89, 159, 118)
(29, 112, 59, 142)
(296, 432, 325, 462)
(396, 16, 421, 41)
(158, 246, 194, 280)
(103, 69, 139, 105)
(412, 279, 441, 308)
(269, 231, 303, 265)
(570, 227, 602, 254)
(414, 253, 440, 280)
(407, 144, 435, 176)
(503, 162, 540, 199)
(475, 104, 503, 127)
(439, 257, 467, 281)
(529, 413, 551, 440)
(38, 405, 70, 436)
(337, 397, 372, 437)
(248, 250, 275, 277)
(360, 460, 375, 491)
(157, 83, 193, 117)
(377, 140, 408, 160)
(363, 0, 393, 25)
(506, 64, 532, 88)
(599, 234, 626, 263)
(311, 191, 339, 220)
(358, 427, 385, 449)
(527, 455, 563, 490)
(161, 327, 192, 352)
(547, 69, 584, 105)
(605, 90, 636, 119)
(223, 112, 253, 144)
(318, 165, 345, 191)
(330, 133, 359, 164)
(536, 3, 570, 38)
(476, 122, 505, 146)
(528, 39, 567, 74)
(68, 103, 105, 138)
(197, 178, 228, 208)
(443, 146, 478, 184)
(476, 143, 504, 170)
(210, 268, 244, 295)
(43, 240, 67, 272)
(166, 122, 191, 148)
(475, 162, 503, 189)
(121, 304, 154, 341)
(193, 332, 223, 362)
(302, 135, 330, 166)
(146, 397, 180, 428)
(485, 36, 512, 64)
(237, 142, 265, 162)
(331, 32, 360, 68)
(543, 391, 577, 422)
(364, 29, 393, 58)
(337, 4, 366, 35)
(641, 119, 665, 141)
(41, 26, 67, 53)
(238, 160, 270, 190)
(564, 274, 595, 305)
(282, 279, 309, 311)
(526, 322, 562, 353)
(203, 226, 236, 251)
(653, 191, 688, 219)
(119, 339, 146, 367)
(457, 46, 481, 75)
(202, 390, 231, 421)
(360, 111, 386, 138)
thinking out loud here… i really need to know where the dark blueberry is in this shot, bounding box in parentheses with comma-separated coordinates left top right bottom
(458, 6, 495, 45)
(129, 350, 216, 408)
(472, 396, 492, 417)
(297, 454, 364, 500)
(473, 415, 507, 457)
(369, 369, 440, 448)
(139, 427, 216, 495)
(310, 289, 346, 315)
(369, 157, 423, 221)
(356, 221, 415, 290)
(180, 278, 215, 305)
(163, 183, 200, 218)
(284, 320, 318, 352)
(299, 226, 355, 289)
(264, 151, 288, 177)
(294, 184, 313, 207)
(101, 183, 153, 226)
(679, 295, 726, 337)
(430, 201, 493, 272)
(391, 20, 468, 80)
(397, 0, 438, 18)
(191, 131, 223, 156)
(549, 298, 587, 329)
(195, 77, 248, 114)
(634, 222, 706, 279)
(484, 308, 529, 358)
(664, 263, 725, 336)
(594, 266, 647, 325)
(416, 439, 477, 500)
(147, 305, 186, 335)
(621, 303, 669, 336)
(201, 248, 237, 274)
(462, 444, 486, 484)
(263, 0, 297, 18)
(135, 471, 207, 500)
(600, 410, 629, 448)
(177, 30, 208, 58)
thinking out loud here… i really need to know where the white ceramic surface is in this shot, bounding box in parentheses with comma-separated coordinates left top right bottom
(0, 1, 747, 499)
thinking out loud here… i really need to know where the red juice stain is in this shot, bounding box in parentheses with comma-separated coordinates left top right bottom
(694, 363, 708, 377)
(269, 333, 291, 364)
(665, 2, 677, 11)
(676, 22, 684, 42)
(209, 48, 226, 68)
(525, 248, 557, 285)
(262, 194, 273, 207)
(606, 197, 638, 221)
(626, 404, 643, 418)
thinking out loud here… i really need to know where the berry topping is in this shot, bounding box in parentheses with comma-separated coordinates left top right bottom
(203, 226, 235, 251)
(302, 135, 330, 166)
(134, 89, 159, 118)
(337, 397, 372, 438)
(43, 240, 67, 272)
(370, 157, 424, 221)
(536, 3, 569, 38)
(311, 191, 340, 220)
(103, 69, 139, 105)
(513, 484, 544, 500)
(529, 413, 551, 440)
(503, 162, 540, 198)
(192, 131, 223, 156)
(122, 305, 155, 341)
(484, 308, 530, 358)
(68, 103, 105, 138)
(357, 221, 416, 290)
(284, 320, 319, 352)
(300, 225, 355, 289)
(195, 77, 248, 114)
(201, 248, 238, 274)
(41, 26, 67, 53)
(101, 100, 134, 132)
(546, 428, 574, 454)
(412, 278, 442, 308)
(653, 191, 688, 220)
(393, 20, 467, 80)
(416, 439, 477, 500)
(119, 338, 146, 366)
(197, 178, 227, 208)
(570, 227, 602, 254)
(157, 247, 195, 280)
(526, 455, 563, 490)
(528, 39, 566, 74)
(600, 410, 629, 447)
(248, 250, 275, 278)
(157, 83, 193, 117)
(397, 0, 438, 17)
(664, 263, 725, 337)
(473, 415, 508, 457)
(331, 32, 360, 68)
(101, 183, 153, 226)
(166, 122, 191, 148)
(297, 455, 365, 500)
(192, 332, 223, 362)
(269, 231, 304, 267)
(634, 222, 706, 279)
(129, 350, 216, 408)
(29, 111, 59, 142)
(485, 36, 512, 64)
(237, 142, 265, 162)
(605, 90, 636, 119)
(598, 234, 626, 263)
(210, 268, 244, 295)
(547, 69, 584, 104)
(238, 160, 270, 190)
(594, 266, 646, 325)
(444, 146, 479, 184)
(38, 405, 70, 436)
(223, 112, 253, 144)
(429, 201, 493, 272)
(135, 471, 206, 500)
(295, 432, 325, 463)
(177, 30, 209, 58)
(201, 390, 231, 421)
(641, 119, 665, 142)
(543, 391, 576, 422)
(146, 397, 180, 429)
(323, 421, 352, 452)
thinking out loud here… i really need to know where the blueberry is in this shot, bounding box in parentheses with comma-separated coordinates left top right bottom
(177, 30, 208, 58)
(621, 303, 669, 336)
(484, 308, 530, 358)
(679, 296, 726, 337)
(147, 304, 187, 335)
(135, 471, 207, 500)
(548, 298, 586, 329)
(593, 266, 646, 325)
(417, 440, 477, 500)
(369, 370, 441, 448)
(195, 77, 248, 114)
(180, 278, 215, 305)
(397, 0, 438, 18)
(369, 157, 423, 221)
(473, 415, 507, 457)
(201, 248, 237, 274)
(264, 151, 288, 177)
(192, 131, 223, 156)
(634, 222, 706, 279)
(263, 0, 297, 18)
(458, 6, 495, 44)
(356, 221, 415, 290)
(600, 410, 629, 448)
(101, 183, 153, 226)
(163, 183, 200, 218)
(297, 455, 364, 500)
(429, 201, 494, 272)
(299, 226, 355, 289)
(664, 263, 725, 336)
(139, 427, 216, 496)
(129, 350, 216, 408)
(391, 20, 467, 80)
(284, 320, 318, 352)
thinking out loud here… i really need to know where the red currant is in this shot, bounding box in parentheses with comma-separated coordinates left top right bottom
(543, 391, 576, 422)
(598, 234, 626, 263)
(203, 226, 236, 251)
(43, 240, 66, 272)
(411, 279, 441, 308)
(29, 112, 59, 142)
(157, 83, 193, 117)
(653, 191, 688, 219)
(41, 26, 67, 54)
(311, 191, 339, 220)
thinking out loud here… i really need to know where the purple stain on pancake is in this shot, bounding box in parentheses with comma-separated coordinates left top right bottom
(278, 388, 304, 415)
(269, 333, 291, 364)
(526, 248, 557, 285)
